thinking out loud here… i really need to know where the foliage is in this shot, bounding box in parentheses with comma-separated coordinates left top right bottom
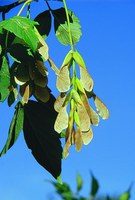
(52, 173, 132, 200)
(0, 0, 109, 179)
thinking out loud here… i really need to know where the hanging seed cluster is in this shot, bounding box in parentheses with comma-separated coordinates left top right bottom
(10, 59, 50, 104)
(54, 50, 109, 158)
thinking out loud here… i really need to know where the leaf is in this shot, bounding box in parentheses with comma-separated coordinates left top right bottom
(0, 16, 39, 52)
(34, 10, 52, 39)
(76, 173, 83, 192)
(54, 106, 69, 133)
(8, 88, 18, 107)
(23, 94, 62, 179)
(0, 56, 10, 102)
(52, 182, 73, 199)
(94, 95, 109, 119)
(80, 67, 94, 92)
(56, 65, 71, 92)
(53, 8, 82, 45)
(90, 173, 99, 197)
(118, 192, 130, 200)
(0, 102, 24, 156)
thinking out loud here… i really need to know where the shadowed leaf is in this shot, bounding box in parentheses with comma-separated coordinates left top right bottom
(76, 173, 83, 192)
(34, 10, 52, 38)
(0, 102, 24, 156)
(90, 173, 99, 197)
(23, 94, 62, 179)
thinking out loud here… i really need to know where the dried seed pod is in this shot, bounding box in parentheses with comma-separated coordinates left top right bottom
(54, 106, 68, 134)
(80, 67, 94, 92)
(36, 60, 48, 76)
(82, 128, 93, 145)
(34, 70, 48, 88)
(54, 92, 66, 112)
(93, 95, 109, 119)
(34, 85, 50, 103)
(56, 65, 71, 92)
(15, 63, 30, 83)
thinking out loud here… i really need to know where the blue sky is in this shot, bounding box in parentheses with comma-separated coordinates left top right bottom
(0, 0, 135, 199)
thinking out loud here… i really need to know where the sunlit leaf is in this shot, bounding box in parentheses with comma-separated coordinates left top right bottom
(54, 92, 66, 112)
(76, 173, 83, 192)
(80, 67, 94, 92)
(54, 106, 68, 133)
(82, 128, 93, 145)
(56, 65, 71, 92)
(0, 56, 10, 101)
(34, 10, 52, 38)
(53, 8, 82, 45)
(0, 16, 39, 52)
(0, 102, 24, 156)
(94, 95, 109, 119)
(23, 94, 62, 179)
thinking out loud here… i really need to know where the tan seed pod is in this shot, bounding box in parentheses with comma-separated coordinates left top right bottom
(54, 92, 66, 112)
(75, 126, 82, 152)
(56, 65, 71, 92)
(80, 67, 94, 92)
(82, 128, 93, 145)
(54, 106, 68, 134)
(94, 95, 109, 119)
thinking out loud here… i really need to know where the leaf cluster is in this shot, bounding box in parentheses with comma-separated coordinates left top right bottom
(52, 173, 132, 200)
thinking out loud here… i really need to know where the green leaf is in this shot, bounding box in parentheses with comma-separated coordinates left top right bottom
(0, 102, 24, 156)
(118, 190, 131, 200)
(52, 182, 73, 199)
(53, 8, 82, 45)
(0, 56, 10, 102)
(7, 88, 18, 107)
(90, 172, 99, 197)
(76, 173, 83, 192)
(34, 10, 52, 39)
(0, 16, 39, 52)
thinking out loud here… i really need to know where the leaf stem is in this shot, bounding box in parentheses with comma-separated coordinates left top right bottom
(62, 0, 74, 51)
(17, 0, 33, 16)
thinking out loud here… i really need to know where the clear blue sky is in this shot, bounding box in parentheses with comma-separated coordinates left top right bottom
(0, 0, 135, 199)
